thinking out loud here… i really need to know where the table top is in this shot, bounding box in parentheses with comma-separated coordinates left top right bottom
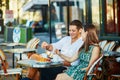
(0, 42, 26, 46)
(4, 48, 36, 54)
(17, 59, 63, 68)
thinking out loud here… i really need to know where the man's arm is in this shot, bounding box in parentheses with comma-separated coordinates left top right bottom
(55, 49, 79, 62)
(41, 42, 53, 51)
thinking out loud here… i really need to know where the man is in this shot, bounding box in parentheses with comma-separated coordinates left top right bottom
(21, 20, 84, 80)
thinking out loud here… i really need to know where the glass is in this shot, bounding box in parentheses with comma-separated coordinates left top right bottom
(91, 0, 100, 31)
(45, 50, 54, 59)
(101, 0, 119, 36)
(99, 0, 120, 40)
(106, 0, 116, 34)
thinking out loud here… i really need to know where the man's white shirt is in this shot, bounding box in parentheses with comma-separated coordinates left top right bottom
(51, 36, 84, 66)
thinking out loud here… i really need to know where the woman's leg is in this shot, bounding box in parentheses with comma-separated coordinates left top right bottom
(55, 73, 73, 80)
(26, 54, 41, 80)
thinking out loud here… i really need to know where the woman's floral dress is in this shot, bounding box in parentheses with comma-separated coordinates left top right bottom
(65, 45, 94, 80)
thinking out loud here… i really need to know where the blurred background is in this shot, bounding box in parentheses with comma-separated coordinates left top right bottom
(0, 0, 120, 43)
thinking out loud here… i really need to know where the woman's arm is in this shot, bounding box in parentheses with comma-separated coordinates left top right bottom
(55, 49, 79, 62)
(86, 46, 100, 71)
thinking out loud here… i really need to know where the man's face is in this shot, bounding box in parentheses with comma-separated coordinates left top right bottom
(69, 25, 81, 39)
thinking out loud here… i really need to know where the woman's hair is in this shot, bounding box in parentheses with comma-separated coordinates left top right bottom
(84, 24, 99, 51)
(70, 20, 83, 30)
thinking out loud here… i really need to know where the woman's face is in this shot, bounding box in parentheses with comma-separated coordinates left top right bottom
(81, 28, 88, 41)
(69, 25, 81, 39)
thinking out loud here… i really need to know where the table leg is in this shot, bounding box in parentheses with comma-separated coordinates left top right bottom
(20, 54, 22, 60)
(12, 46, 15, 68)
(13, 53, 15, 68)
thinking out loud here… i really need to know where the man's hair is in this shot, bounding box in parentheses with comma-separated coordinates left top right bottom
(70, 20, 83, 30)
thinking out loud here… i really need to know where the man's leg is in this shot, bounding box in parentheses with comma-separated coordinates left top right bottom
(24, 54, 41, 80)
(27, 68, 40, 80)
(40, 66, 67, 80)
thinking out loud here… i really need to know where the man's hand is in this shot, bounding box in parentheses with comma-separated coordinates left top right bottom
(41, 42, 53, 51)
(41, 42, 48, 49)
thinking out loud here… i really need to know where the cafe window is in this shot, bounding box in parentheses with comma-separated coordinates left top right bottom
(91, 0, 100, 31)
(49, 0, 86, 41)
(99, 0, 120, 40)
(106, 0, 116, 35)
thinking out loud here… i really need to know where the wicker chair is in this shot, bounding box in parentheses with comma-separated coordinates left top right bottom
(0, 49, 22, 80)
(15, 37, 40, 77)
(15, 37, 40, 60)
(99, 40, 108, 50)
(84, 54, 103, 80)
(106, 46, 120, 80)
(103, 41, 116, 52)
(116, 46, 120, 53)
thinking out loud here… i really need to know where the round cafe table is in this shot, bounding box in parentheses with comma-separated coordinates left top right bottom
(0, 42, 26, 47)
(17, 59, 63, 79)
(0, 42, 26, 68)
(17, 59, 63, 68)
(4, 48, 36, 68)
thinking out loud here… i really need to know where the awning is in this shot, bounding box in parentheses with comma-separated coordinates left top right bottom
(22, 0, 76, 12)
(22, 0, 49, 12)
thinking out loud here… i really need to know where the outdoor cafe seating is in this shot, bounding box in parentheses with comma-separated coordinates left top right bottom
(0, 49, 22, 80)
(0, 27, 40, 79)
(84, 50, 120, 80)
(86, 40, 120, 80)
(101, 51, 120, 80)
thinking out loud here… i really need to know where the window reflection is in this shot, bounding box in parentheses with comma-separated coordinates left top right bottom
(91, 0, 100, 31)
(106, 0, 116, 34)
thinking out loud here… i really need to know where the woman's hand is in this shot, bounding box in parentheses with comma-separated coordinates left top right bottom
(81, 67, 87, 71)
(81, 67, 89, 71)
(63, 61, 71, 66)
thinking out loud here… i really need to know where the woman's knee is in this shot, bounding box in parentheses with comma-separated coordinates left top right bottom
(56, 73, 73, 80)
(56, 74, 62, 80)
(56, 73, 65, 80)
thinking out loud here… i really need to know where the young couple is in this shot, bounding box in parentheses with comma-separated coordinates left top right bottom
(21, 20, 101, 80)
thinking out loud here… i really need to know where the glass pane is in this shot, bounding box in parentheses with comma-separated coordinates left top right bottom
(99, 0, 120, 40)
(117, 0, 120, 35)
(106, 0, 116, 34)
(50, 0, 86, 40)
(79, 0, 86, 23)
(91, 0, 100, 31)
(50, 1, 69, 40)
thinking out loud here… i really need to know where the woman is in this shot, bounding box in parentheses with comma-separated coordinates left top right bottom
(21, 20, 84, 80)
(55, 24, 101, 80)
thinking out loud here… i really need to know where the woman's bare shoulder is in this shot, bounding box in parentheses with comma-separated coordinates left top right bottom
(92, 44, 100, 52)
